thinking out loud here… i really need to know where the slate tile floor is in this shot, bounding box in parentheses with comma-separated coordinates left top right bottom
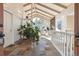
(0, 36, 61, 56)
(23, 37, 61, 56)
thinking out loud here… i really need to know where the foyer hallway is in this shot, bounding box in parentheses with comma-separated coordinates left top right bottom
(0, 3, 75, 56)
(0, 36, 61, 56)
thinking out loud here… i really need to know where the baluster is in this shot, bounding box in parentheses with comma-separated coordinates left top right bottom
(70, 35, 73, 56)
(64, 33, 66, 56)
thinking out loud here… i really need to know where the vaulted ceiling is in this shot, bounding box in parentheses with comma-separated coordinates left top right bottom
(23, 3, 71, 20)
(4, 3, 71, 20)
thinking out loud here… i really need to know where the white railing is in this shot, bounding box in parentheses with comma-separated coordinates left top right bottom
(50, 30, 74, 56)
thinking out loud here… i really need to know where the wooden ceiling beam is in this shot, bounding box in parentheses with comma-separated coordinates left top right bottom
(27, 11, 53, 19)
(25, 7, 34, 12)
(25, 7, 54, 17)
(36, 3, 60, 13)
(36, 7, 54, 16)
(29, 14, 51, 20)
(23, 3, 31, 7)
(53, 3, 67, 9)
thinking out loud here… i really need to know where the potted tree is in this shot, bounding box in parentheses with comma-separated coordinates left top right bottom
(17, 22, 40, 44)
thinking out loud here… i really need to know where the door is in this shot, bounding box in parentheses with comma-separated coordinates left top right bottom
(3, 10, 13, 47)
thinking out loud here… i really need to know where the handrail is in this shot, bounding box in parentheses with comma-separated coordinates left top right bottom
(51, 30, 74, 35)
(50, 30, 74, 56)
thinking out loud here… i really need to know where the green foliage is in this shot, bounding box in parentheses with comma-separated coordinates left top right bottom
(34, 27, 40, 41)
(17, 23, 40, 42)
(17, 25, 26, 36)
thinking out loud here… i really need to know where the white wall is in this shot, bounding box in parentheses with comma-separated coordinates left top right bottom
(55, 4, 74, 32)
(3, 4, 23, 47)
(67, 15, 74, 32)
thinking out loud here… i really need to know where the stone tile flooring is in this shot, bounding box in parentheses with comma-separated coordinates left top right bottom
(0, 36, 61, 56)
(23, 37, 61, 56)
(9, 37, 61, 56)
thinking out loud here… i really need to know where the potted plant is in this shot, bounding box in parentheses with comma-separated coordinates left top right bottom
(17, 23, 40, 43)
(17, 25, 26, 39)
